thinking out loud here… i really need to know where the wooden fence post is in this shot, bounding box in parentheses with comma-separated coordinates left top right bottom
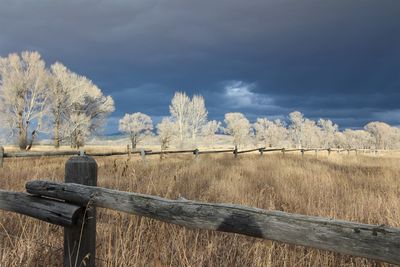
(194, 149, 199, 160)
(328, 148, 331, 156)
(141, 148, 146, 161)
(233, 146, 238, 158)
(127, 144, 131, 160)
(347, 149, 350, 155)
(64, 155, 97, 267)
(315, 149, 318, 157)
(259, 148, 264, 156)
(301, 149, 304, 157)
(281, 148, 285, 156)
(0, 146, 3, 168)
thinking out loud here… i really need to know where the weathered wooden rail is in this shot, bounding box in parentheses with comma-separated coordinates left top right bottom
(0, 144, 385, 168)
(0, 190, 81, 226)
(1, 154, 399, 266)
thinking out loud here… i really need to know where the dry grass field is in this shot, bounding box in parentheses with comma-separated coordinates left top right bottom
(1, 152, 399, 266)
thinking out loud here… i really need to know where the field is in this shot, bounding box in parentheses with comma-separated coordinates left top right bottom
(1, 151, 399, 266)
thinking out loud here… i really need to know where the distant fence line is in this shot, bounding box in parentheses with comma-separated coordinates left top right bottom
(0, 144, 389, 168)
(0, 154, 399, 266)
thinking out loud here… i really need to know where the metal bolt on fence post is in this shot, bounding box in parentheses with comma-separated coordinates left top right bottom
(64, 155, 97, 267)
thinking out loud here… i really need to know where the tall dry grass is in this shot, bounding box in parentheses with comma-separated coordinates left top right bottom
(0, 152, 399, 266)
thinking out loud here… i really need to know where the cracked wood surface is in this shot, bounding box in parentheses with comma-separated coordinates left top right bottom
(26, 180, 400, 265)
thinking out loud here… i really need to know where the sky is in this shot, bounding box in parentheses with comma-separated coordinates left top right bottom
(0, 0, 399, 134)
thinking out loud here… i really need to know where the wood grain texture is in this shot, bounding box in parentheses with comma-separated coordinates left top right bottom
(63, 156, 97, 267)
(198, 149, 235, 154)
(237, 147, 265, 154)
(26, 180, 400, 265)
(4, 151, 79, 158)
(0, 190, 81, 226)
(146, 149, 195, 155)
(0, 146, 3, 167)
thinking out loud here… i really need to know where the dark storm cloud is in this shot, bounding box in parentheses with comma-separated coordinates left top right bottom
(0, 0, 399, 132)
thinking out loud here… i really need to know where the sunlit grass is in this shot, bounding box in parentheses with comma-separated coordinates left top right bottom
(1, 152, 399, 266)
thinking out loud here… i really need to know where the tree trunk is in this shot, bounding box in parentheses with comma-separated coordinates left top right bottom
(26, 130, 37, 151)
(131, 135, 137, 149)
(18, 128, 27, 150)
(54, 113, 61, 148)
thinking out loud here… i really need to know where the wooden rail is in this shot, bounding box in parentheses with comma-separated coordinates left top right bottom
(1, 155, 399, 266)
(24, 180, 400, 265)
(0, 144, 388, 167)
(0, 190, 81, 226)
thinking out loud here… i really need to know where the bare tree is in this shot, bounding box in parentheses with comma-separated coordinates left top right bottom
(157, 117, 175, 151)
(253, 118, 288, 148)
(169, 92, 190, 147)
(343, 129, 374, 149)
(119, 112, 153, 149)
(49, 62, 88, 147)
(364, 122, 392, 149)
(224, 112, 251, 147)
(302, 119, 322, 148)
(318, 119, 338, 148)
(288, 111, 305, 148)
(69, 79, 115, 147)
(202, 120, 221, 148)
(48, 64, 114, 148)
(188, 94, 208, 143)
(288, 111, 322, 148)
(0, 51, 49, 150)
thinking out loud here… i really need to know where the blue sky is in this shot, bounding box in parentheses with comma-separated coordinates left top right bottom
(1, 0, 399, 134)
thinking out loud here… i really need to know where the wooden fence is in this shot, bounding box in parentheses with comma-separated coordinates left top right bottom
(0, 145, 383, 168)
(0, 155, 399, 266)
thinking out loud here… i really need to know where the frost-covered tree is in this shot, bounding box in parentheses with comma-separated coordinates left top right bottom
(224, 112, 251, 147)
(364, 122, 392, 149)
(157, 117, 175, 151)
(302, 119, 322, 148)
(169, 92, 190, 147)
(119, 112, 153, 149)
(333, 131, 346, 148)
(49, 70, 114, 148)
(253, 118, 287, 147)
(288, 111, 321, 148)
(69, 79, 114, 148)
(343, 129, 373, 149)
(0, 51, 49, 149)
(202, 120, 221, 147)
(288, 111, 305, 148)
(318, 119, 338, 148)
(49, 62, 90, 147)
(188, 94, 207, 142)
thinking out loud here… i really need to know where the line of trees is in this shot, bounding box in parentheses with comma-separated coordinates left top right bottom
(118, 92, 400, 150)
(1, 52, 398, 151)
(0, 51, 114, 149)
